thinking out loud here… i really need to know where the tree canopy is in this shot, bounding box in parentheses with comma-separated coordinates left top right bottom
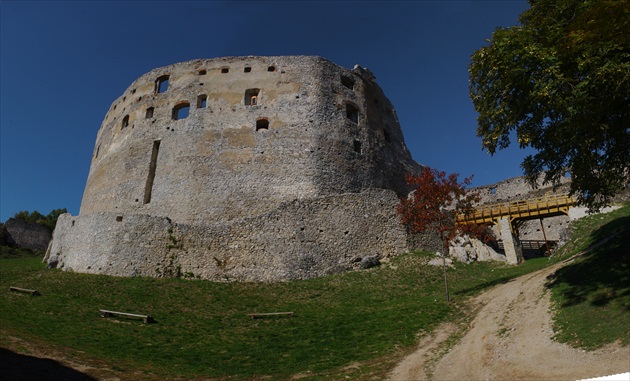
(11, 208, 67, 230)
(469, 0, 630, 211)
(397, 167, 490, 302)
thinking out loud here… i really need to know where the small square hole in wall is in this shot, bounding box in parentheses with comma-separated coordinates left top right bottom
(244, 67, 252, 73)
(267, 66, 276, 72)
(353, 140, 362, 154)
(221, 67, 229, 73)
(256, 118, 269, 131)
(116, 216, 123, 222)
(198, 69, 206, 75)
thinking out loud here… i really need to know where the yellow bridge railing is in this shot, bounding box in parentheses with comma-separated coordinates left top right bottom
(457, 193, 577, 225)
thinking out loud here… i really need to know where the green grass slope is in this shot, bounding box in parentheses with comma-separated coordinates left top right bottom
(547, 203, 630, 349)
(0, 203, 627, 380)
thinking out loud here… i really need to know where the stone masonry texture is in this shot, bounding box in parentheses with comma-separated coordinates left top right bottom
(45, 56, 424, 281)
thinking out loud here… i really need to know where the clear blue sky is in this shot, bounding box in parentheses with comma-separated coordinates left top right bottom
(0, 0, 532, 222)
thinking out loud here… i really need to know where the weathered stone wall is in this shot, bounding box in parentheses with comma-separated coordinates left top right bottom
(474, 175, 572, 206)
(2, 219, 52, 251)
(80, 56, 419, 224)
(46, 189, 409, 282)
(47, 56, 425, 281)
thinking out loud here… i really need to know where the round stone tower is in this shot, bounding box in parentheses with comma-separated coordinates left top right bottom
(46, 56, 423, 281)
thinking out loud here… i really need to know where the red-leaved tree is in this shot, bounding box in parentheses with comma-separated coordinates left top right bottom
(397, 166, 489, 302)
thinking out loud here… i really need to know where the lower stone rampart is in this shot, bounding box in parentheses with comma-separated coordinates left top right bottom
(45, 189, 412, 282)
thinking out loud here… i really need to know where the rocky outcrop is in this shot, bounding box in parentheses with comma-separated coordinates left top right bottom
(1, 218, 52, 251)
(449, 235, 507, 264)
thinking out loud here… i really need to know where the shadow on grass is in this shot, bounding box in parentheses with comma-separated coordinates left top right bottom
(454, 276, 517, 297)
(0, 347, 97, 381)
(545, 216, 630, 309)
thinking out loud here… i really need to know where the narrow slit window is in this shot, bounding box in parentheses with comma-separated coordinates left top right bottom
(172, 102, 190, 120)
(353, 140, 362, 154)
(346, 103, 359, 124)
(145, 107, 154, 119)
(144, 140, 161, 204)
(245, 88, 260, 106)
(155, 75, 170, 94)
(383, 129, 391, 143)
(197, 94, 207, 108)
(121, 115, 129, 129)
(256, 118, 269, 131)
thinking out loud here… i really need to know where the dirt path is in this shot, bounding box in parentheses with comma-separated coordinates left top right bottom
(389, 259, 630, 381)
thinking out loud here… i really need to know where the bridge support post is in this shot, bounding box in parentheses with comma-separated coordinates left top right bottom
(498, 217, 523, 265)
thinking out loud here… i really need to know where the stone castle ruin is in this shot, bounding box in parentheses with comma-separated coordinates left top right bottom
(45, 56, 423, 281)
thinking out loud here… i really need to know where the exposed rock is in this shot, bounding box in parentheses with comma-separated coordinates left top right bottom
(2, 219, 52, 251)
(449, 235, 506, 264)
(428, 254, 453, 268)
(360, 256, 381, 269)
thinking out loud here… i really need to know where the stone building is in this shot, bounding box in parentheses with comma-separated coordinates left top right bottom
(45, 56, 423, 281)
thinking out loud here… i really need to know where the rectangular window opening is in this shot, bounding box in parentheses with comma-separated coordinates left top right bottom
(245, 88, 260, 106)
(341, 75, 355, 90)
(256, 118, 269, 131)
(172, 103, 190, 120)
(346, 103, 359, 124)
(144, 140, 161, 204)
(155, 75, 170, 94)
(197, 94, 207, 108)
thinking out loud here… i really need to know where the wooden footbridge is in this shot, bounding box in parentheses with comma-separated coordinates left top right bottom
(457, 193, 577, 229)
(457, 193, 577, 264)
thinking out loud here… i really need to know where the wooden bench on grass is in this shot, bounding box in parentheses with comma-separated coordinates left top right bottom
(99, 309, 155, 324)
(247, 312, 294, 319)
(9, 287, 41, 296)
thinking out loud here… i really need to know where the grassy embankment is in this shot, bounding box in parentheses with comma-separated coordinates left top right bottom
(546, 203, 630, 349)
(0, 203, 627, 380)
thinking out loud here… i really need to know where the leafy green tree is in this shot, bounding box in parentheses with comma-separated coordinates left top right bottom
(13, 210, 45, 224)
(469, 0, 630, 211)
(12, 208, 67, 230)
(43, 208, 67, 230)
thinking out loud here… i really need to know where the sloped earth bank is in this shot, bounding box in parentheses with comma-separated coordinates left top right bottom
(389, 257, 629, 381)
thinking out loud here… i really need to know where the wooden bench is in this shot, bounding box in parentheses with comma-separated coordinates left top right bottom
(99, 309, 155, 324)
(9, 287, 40, 296)
(247, 312, 294, 319)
